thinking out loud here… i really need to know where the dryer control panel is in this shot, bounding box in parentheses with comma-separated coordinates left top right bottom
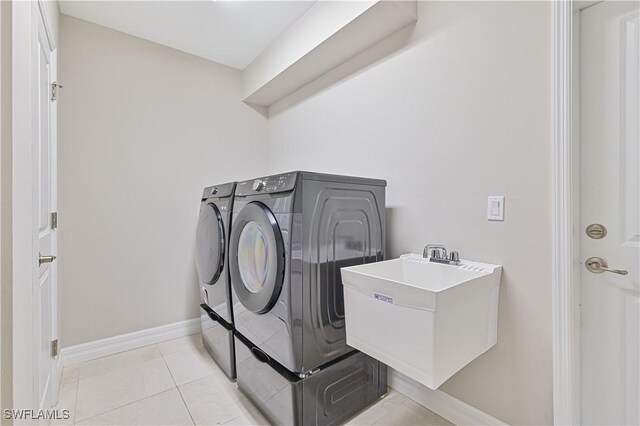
(235, 172, 297, 196)
(202, 182, 236, 200)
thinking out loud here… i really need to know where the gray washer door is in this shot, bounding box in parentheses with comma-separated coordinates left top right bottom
(230, 201, 285, 314)
(195, 203, 225, 285)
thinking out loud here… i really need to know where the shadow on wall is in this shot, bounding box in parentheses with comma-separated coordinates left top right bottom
(385, 205, 433, 259)
(187, 246, 200, 315)
(266, 23, 417, 118)
(385, 207, 400, 258)
(263, 1, 477, 120)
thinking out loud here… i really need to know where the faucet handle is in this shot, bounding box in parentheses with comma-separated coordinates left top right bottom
(424, 244, 447, 259)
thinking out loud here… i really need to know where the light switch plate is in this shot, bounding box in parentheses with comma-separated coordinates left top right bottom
(487, 196, 505, 221)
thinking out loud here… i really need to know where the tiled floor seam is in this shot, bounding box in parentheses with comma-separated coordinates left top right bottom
(71, 344, 156, 372)
(160, 351, 197, 426)
(174, 386, 197, 426)
(159, 347, 181, 387)
(223, 406, 254, 426)
(77, 359, 165, 381)
(159, 346, 213, 387)
(73, 378, 79, 425)
(75, 347, 176, 425)
(75, 387, 177, 425)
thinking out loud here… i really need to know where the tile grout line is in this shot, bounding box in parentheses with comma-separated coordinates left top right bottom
(64, 342, 163, 370)
(159, 346, 196, 425)
(74, 345, 164, 381)
(159, 338, 256, 425)
(174, 385, 197, 426)
(72, 336, 236, 426)
(74, 345, 176, 424)
(73, 378, 79, 425)
(75, 388, 184, 425)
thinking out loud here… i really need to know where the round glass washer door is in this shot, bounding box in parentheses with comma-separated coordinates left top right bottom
(230, 201, 284, 314)
(195, 203, 225, 285)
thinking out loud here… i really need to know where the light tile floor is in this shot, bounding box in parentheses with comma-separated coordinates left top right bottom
(53, 333, 452, 426)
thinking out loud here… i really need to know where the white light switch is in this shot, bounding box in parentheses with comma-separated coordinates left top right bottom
(487, 196, 505, 221)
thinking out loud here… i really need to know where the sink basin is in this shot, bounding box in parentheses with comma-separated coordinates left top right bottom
(341, 254, 502, 389)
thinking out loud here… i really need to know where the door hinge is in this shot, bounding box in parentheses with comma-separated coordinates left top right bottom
(51, 339, 58, 357)
(51, 212, 58, 229)
(51, 82, 63, 101)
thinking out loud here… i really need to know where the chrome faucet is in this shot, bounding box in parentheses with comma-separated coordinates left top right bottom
(423, 244, 461, 266)
(423, 244, 447, 259)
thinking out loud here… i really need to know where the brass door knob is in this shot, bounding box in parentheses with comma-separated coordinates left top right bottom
(585, 257, 628, 275)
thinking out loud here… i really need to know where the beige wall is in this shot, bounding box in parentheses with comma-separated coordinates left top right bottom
(58, 16, 268, 347)
(266, 2, 552, 424)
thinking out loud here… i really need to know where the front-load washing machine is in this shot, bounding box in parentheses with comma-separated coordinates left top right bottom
(195, 182, 237, 380)
(229, 171, 387, 424)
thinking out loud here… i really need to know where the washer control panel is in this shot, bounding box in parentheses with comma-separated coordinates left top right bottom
(236, 172, 297, 196)
(202, 182, 235, 200)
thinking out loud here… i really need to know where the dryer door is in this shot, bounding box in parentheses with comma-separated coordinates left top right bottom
(195, 202, 225, 285)
(230, 201, 285, 314)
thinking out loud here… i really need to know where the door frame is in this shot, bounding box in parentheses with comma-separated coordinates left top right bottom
(11, 0, 60, 413)
(551, 1, 611, 424)
(551, 1, 579, 424)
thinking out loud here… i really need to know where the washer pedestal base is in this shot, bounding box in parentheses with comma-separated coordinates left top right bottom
(200, 304, 236, 380)
(235, 334, 387, 425)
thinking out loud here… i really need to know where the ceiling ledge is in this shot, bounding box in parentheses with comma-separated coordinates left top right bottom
(242, 1, 417, 114)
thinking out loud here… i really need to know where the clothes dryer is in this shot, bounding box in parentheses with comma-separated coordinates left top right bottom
(195, 182, 237, 379)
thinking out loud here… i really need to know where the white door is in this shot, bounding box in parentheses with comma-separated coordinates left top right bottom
(34, 4, 59, 411)
(580, 1, 640, 424)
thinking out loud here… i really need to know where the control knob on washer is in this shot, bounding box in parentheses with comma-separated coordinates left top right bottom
(252, 180, 265, 191)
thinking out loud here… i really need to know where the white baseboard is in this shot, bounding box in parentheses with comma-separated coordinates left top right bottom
(388, 369, 506, 426)
(61, 318, 201, 365)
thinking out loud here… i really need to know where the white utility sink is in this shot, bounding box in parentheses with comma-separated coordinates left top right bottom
(341, 254, 502, 390)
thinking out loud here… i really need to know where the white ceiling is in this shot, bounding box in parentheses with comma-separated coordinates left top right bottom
(59, 1, 315, 70)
